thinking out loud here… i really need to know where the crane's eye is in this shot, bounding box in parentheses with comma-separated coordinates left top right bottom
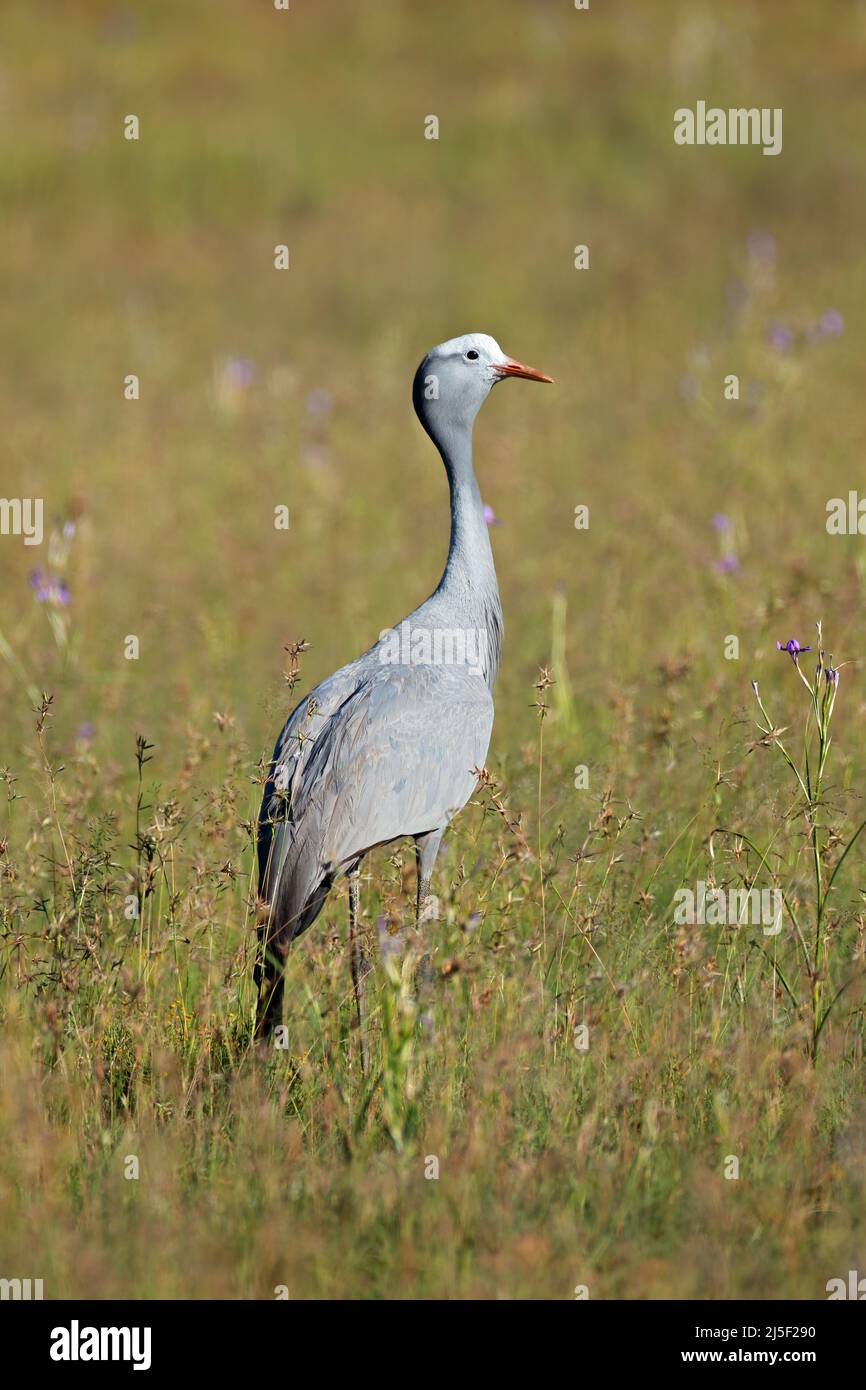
(466, 349, 479, 361)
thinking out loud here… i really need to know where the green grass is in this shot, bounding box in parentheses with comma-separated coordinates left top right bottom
(1, 0, 865, 1299)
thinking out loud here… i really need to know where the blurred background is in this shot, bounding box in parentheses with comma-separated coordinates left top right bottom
(1, 0, 863, 771)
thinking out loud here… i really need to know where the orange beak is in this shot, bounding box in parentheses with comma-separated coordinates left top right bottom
(492, 358, 554, 384)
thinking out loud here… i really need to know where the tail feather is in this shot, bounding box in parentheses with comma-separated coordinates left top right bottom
(254, 810, 335, 1037)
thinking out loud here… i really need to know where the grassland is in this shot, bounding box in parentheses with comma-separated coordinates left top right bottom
(1, 0, 865, 1299)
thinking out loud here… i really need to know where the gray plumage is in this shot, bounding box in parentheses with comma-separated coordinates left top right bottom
(254, 332, 552, 1042)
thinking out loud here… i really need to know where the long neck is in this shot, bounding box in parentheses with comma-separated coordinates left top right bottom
(430, 421, 503, 685)
(442, 429, 496, 590)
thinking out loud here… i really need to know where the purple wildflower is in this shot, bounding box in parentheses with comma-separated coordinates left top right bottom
(712, 513, 730, 532)
(76, 721, 95, 740)
(820, 309, 844, 337)
(714, 553, 739, 574)
(805, 309, 845, 345)
(822, 654, 840, 687)
(766, 321, 793, 352)
(222, 357, 255, 389)
(776, 638, 810, 662)
(483, 503, 500, 527)
(29, 569, 70, 606)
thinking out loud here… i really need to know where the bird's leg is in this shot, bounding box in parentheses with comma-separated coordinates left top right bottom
(415, 828, 443, 926)
(254, 905, 285, 1043)
(348, 866, 370, 1076)
(414, 828, 443, 998)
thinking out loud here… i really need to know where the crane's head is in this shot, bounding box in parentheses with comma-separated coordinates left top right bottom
(412, 332, 553, 447)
